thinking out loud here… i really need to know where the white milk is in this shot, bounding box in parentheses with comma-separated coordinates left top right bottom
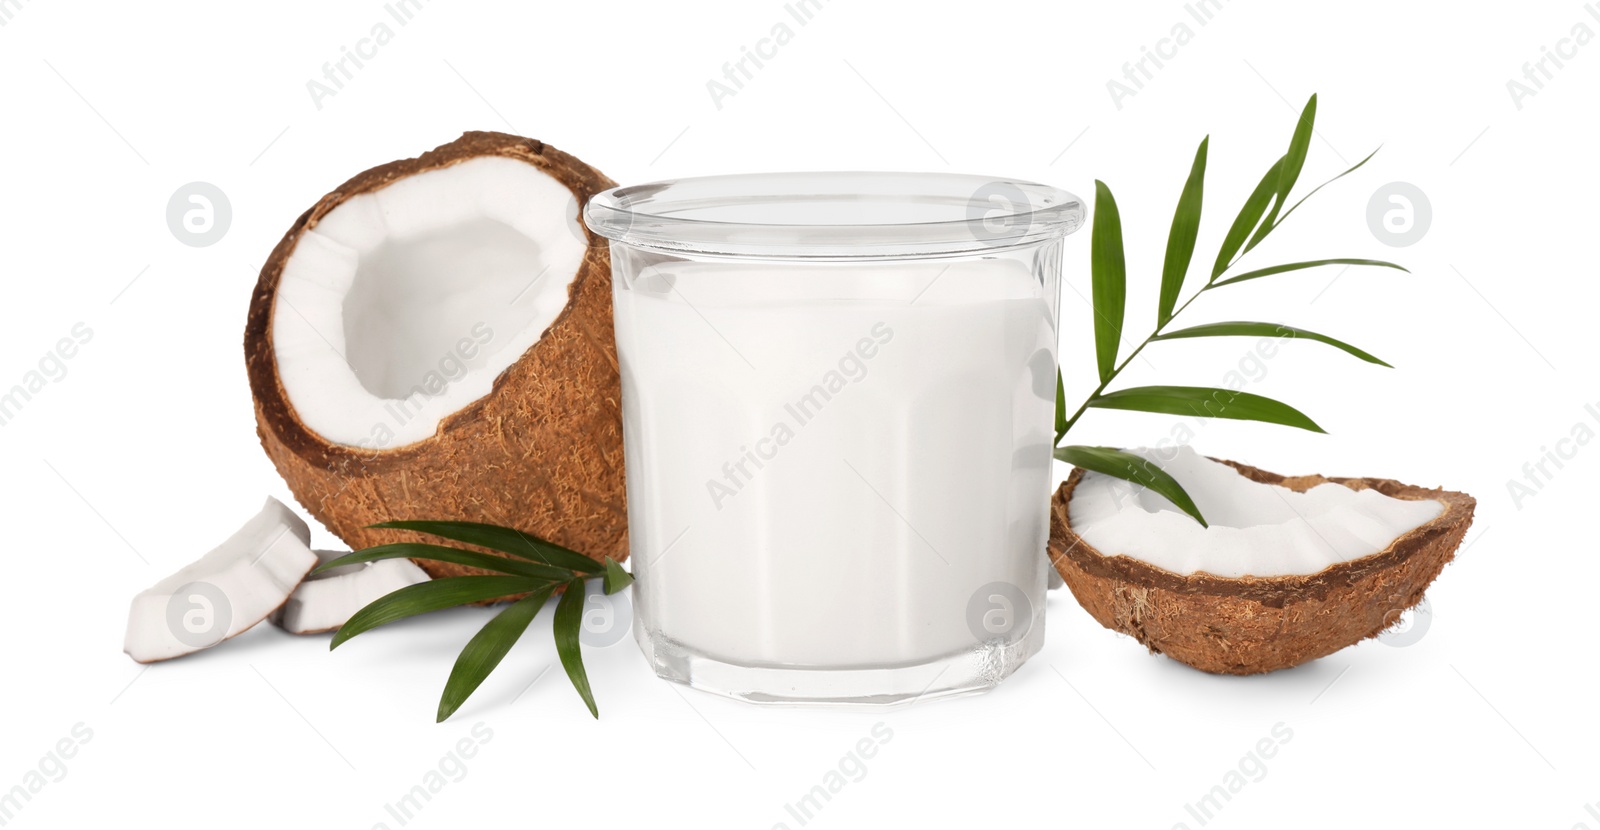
(614, 256, 1056, 669)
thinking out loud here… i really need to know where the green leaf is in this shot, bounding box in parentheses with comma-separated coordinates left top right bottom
(602, 557, 634, 595)
(1277, 93, 1318, 197)
(1243, 94, 1317, 255)
(1053, 368, 1067, 445)
(317, 543, 578, 582)
(1159, 136, 1208, 327)
(1090, 180, 1127, 383)
(1273, 146, 1379, 228)
(330, 576, 548, 649)
(1152, 321, 1392, 366)
(1088, 385, 1326, 432)
(1211, 156, 1285, 279)
(1212, 258, 1407, 288)
(370, 520, 603, 574)
(1053, 445, 1207, 527)
(554, 579, 598, 718)
(436, 585, 556, 723)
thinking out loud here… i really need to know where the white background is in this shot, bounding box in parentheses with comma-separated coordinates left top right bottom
(1, 0, 1594, 827)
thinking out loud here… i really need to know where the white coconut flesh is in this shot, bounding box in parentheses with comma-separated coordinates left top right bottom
(124, 497, 318, 663)
(272, 156, 589, 448)
(1068, 446, 1445, 579)
(271, 549, 430, 635)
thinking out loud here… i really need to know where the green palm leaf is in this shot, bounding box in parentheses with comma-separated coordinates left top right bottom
(317, 543, 577, 582)
(330, 576, 549, 649)
(1090, 180, 1127, 383)
(1244, 94, 1317, 254)
(1054, 445, 1206, 527)
(602, 557, 634, 595)
(554, 578, 598, 718)
(1212, 258, 1406, 288)
(371, 520, 603, 573)
(1153, 321, 1391, 366)
(1273, 146, 1379, 227)
(1089, 385, 1325, 432)
(1054, 368, 1068, 444)
(437, 585, 557, 722)
(1211, 157, 1285, 279)
(1159, 136, 1209, 326)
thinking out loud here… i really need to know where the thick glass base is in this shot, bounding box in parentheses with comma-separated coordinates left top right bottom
(635, 620, 1044, 707)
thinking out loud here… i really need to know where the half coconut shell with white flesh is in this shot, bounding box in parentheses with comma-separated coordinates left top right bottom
(245, 132, 627, 587)
(124, 497, 318, 663)
(1048, 447, 1474, 675)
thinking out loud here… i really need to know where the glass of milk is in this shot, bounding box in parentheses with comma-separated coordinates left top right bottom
(585, 172, 1082, 705)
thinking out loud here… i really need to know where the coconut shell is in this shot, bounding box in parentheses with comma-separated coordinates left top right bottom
(245, 132, 625, 594)
(1047, 459, 1474, 675)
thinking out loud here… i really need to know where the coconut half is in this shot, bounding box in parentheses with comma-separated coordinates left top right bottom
(124, 497, 318, 663)
(1048, 447, 1474, 674)
(245, 132, 627, 583)
(270, 550, 430, 635)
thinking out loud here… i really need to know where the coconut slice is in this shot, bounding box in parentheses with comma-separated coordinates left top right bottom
(245, 132, 627, 586)
(124, 497, 318, 663)
(1048, 447, 1474, 674)
(270, 550, 431, 635)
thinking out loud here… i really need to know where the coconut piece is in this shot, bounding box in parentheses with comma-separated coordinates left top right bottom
(270, 550, 431, 635)
(1070, 447, 1447, 578)
(124, 497, 318, 663)
(1048, 447, 1474, 674)
(244, 132, 627, 592)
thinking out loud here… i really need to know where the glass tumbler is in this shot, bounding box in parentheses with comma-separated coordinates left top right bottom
(584, 172, 1083, 705)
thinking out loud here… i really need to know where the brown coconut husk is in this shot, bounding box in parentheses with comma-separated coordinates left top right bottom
(1047, 459, 1474, 675)
(244, 132, 625, 595)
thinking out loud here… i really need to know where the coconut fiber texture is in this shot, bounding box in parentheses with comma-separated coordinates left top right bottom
(1047, 459, 1474, 675)
(245, 132, 626, 590)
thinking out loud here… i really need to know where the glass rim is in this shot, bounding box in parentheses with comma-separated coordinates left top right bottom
(583, 171, 1084, 259)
